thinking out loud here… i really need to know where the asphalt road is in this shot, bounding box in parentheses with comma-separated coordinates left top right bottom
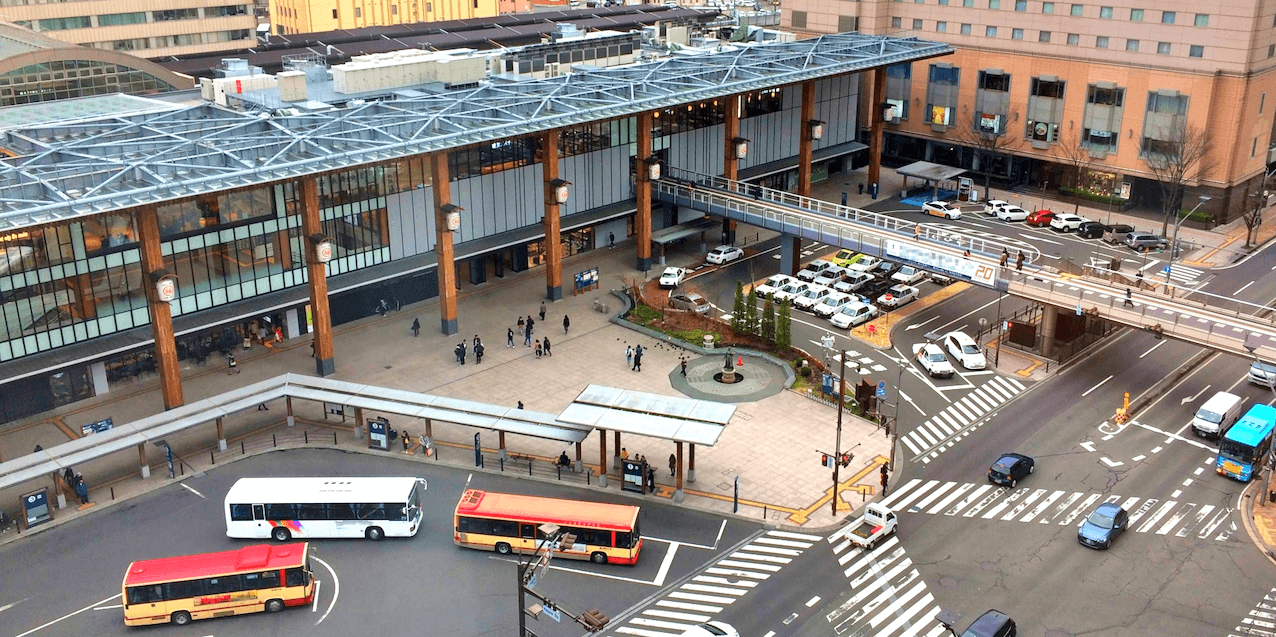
(0, 449, 760, 637)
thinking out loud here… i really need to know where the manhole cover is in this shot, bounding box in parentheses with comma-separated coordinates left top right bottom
(938, 577, 959, 588)
(980, 561, 1000, 573)
(718, 482, 731, 491)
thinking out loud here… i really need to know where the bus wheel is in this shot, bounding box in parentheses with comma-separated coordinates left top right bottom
(495, 542, 512, 555)
(590, 552, 608, 564)
(271, 527, 291, 542)
(265, 599, 285, 613)
(171, 611, 192, 626)
(366, 526, 384, 541)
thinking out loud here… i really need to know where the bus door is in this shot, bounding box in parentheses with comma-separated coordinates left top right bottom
(252, 505, 265, 534)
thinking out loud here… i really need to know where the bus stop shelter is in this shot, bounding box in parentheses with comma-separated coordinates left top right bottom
(650, 218, 721, 265)
(895, 160, 967, 201)
(557, 384, 735, 501)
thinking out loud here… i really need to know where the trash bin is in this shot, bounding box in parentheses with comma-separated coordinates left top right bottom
(870, 182, 879, 200)
(1269, 490, 1275, 504)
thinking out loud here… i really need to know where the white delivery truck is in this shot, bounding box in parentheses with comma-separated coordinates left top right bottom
(845, 503, 898, 550)
(1192, 391, 1244, 438)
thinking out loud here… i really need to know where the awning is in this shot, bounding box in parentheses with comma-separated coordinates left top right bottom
(895, 160, 966, 183)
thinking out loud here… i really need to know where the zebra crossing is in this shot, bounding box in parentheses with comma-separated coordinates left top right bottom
(1230, 588, 1276, 637)
(824, 527, 948, 637)
(880, 479, 1237, 542)
(1133, 259, 1205, 286)
(607, 530, 822, 637)
(901, 376, 1026, 463)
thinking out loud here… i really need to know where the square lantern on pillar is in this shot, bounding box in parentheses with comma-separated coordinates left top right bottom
(808, 119, 825, 140)
(732, 137, 750, 160)
(309, 234, 335, 262)
(881, 102, 897, 124)
(440, 204, 463, 232)
(149, 269, 178, 303)
(644, 156, 662, 181)
(550, 179, 571, 204)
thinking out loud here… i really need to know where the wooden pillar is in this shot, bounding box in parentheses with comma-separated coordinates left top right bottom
(216, 417, 227, 452)
(66, 273, 97, 319)
(574, 440, 583, 473)
(275, 229, 292, 270)
(424, 418, 433, 439)
(354, 407, 365, 440)
(542, 131, 564, 301)
(722, 95, 740, 245)
(498, 431, 507, 460)
(867, 67, 886, 195)
(136, 205, 183, 410)
(137, 442, 150, 478)
(635, 111, 653, 272)
(673, 441, 684, 502)
(300, 177, 336, 376)
(431, 153, 459, 335)
(688, 443, 696, 483)
(51, 471, 66, 509)
(613, 430, 621, 469)
(598, 428, 609, 487)
(286, 396, 295, 427)
(797, 79, 816, 198)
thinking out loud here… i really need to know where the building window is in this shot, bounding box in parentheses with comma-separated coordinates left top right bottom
(989, 0, 999, 8)
(355, 7, 361, 16)
(791, 10, 807, 27)
(962, 0, 973, 6)
(38, 16, 91, 30)
(986, 25, 997, 36)
(838, 15, 858, 30)
(1039, 30, 1051, 42)
(926, 65, 960, 126)
(1089, 85, 1124, 106)
(1042, 2, 1053, 12)
(1015, 0, 1025, 8)
(937, 20, 947, 31)
(892, 16, 902, 27)
(205, 5, 248, 16)
(98, 12, 146, 26)
(1141, 92, 1190, 157)
(391, 4, 398, 12)
(913, 18, 924, 28)
(1253, 138, 1259, 158)
(885, 64, 911, 120)
(332, 8, 338, 17)
(1157, 42, 1170, 54)
(1146, 92, 1188, 115)
(1260, 93, 1266, 115)
(154, 8, 200, 20)
(1130, 8, 1143, 20)
(1031, 77, 1065, 99)
(1269, 44, 1275, 58)
(1189, 45, 1203, 57)
(1083, 84, 1124, 152)
(978, 71, 1011, 91)
(1194, 13, 1208, 26)
(961, 23, 972, 33)
(1012, 28, 1023, 39)
(1096, 36, 1108, 48)
(1067, 33, 1079, 44)
(1099, 5, 1111, 18)
(1126, 39, 1139, 51)
(1161, 11, 1174, 23)
(939, 0, 949, 4)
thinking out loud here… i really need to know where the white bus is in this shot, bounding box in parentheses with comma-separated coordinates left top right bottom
(225, 477, 426, 541)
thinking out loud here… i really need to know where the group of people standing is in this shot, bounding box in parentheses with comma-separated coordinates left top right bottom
(454, 335, 485, 365)
(425, 300, 573, 365)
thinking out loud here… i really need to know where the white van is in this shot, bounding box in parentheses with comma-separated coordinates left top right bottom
(1192, 391, 1244, 438)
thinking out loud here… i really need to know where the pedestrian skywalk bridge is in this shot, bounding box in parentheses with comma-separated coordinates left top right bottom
(880, 479, 1237, 542)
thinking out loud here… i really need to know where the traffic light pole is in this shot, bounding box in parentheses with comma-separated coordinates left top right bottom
(517, 525, 609, 636)
(832, 349, 847, 517)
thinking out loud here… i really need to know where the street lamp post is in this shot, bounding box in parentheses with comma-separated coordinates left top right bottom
(1171, 195, 1211, 264)
(831, 349, 847, 517)
(517, 524, 609, 637)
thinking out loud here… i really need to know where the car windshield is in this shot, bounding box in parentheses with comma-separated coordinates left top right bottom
(1196, 409, 1222, 424)
(961, 344, 980, 354)
(697, 624, 728, 636)
(993, 456, 1017, 471)
(900, 268, 915, 275)
(1086, 511, 1115, 529)
(711, 248, 727, 255)
(926, 352, 945, 362)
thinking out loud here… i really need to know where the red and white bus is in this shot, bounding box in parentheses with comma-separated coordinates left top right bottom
(453, 489, 642, 565)
(122, 542, 315, 626)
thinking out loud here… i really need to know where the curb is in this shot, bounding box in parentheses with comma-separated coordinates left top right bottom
(1239, 479, 1276, 568)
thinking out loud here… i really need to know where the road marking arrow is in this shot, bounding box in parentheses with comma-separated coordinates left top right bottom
(1180, 384, 1212, 406)
(905, 316, 939, 331)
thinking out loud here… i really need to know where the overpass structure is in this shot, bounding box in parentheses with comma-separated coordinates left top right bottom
(655, 170, 1276, 363)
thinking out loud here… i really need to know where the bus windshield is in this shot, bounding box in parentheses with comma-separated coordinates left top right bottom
(1219, 438, 1256, 464)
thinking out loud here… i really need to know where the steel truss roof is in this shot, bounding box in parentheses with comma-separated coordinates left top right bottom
(0, 33, 950, 230)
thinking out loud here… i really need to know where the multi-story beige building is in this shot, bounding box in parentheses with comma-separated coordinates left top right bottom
(269, 0, 497, 34)
(782, 0, 1276, 222)
(0, 0, 258, 59)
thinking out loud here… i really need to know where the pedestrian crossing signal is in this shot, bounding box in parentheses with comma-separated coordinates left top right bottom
(821, 453, 831, 468)
(839, 453, 852, 468)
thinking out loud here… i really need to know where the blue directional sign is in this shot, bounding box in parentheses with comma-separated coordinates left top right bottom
(1162, 265, 1172, 275)
(876, 380, 887, 397)
(543, 606, 562, 622)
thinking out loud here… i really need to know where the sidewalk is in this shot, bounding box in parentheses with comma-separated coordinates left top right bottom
(0, 235, 892, 541)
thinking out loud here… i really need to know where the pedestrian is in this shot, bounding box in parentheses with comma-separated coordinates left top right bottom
(1000, 248, 1009, 267)
(543, 337, 551, 356)
(858, 183, 864, 195)
(963, 249, 971, 258)
(227, 353, 240, 374)
(454, 342, 463, 364)
(507, 328, 515, 348)
(518, 316, 525, 333)
(527, 316, 535, 333)
(475, 340, 485, 363)
(517, 401, 524, 409)
(668, 453, 677, 477)
(621, 447, 629, 462)
(310, 342, 315, 357)
(473, 334, 481, 349)
(74, 474, 89, 505)
(609, 232, 616, 249)
(647, 465, 657, 492)
(626, 345, 634, 367)
(274, 326, 283, 343)
(1015, 250, 1025, 271)
(535, 340, 543, 358)
(411, 317, 420, 338)
(419, 433, 429, 456)
(1136, 269, 1144, 288)
(460, 342, 468, 365)
(632, 344, 643, 371)
(524, 324, 533, 347)
(402, 430, 411, 451)
(680, 359, 687, 376)
(563, 315, 570, 333)
(1124, 288, 1134, 307)
(540, 301, 547, 322)
(257, 402, 269, 411)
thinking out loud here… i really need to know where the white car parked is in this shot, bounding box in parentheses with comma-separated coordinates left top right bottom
(944, 331, 987, 370)
(658, 267, 687, 288)
(848, 255, 882, 272)
(796, 259, 834, 282)
(1049, 213, 1087, 232)
(754, 274, 793, 298)
(772, 281, 810, 303)
(834, 270, 873, 294)
(891, 266, 926, 285)
(995, 205, 1029, 222)
(913, 342, 956, 378)
(984, 199, 1010, 216)
(813, 291, 854, 318)
(705, 245, 744, 265)
(877, 284, 919, 308)
(792, 285, 833, 311)
(922, 201, 962, 220)
(830, 301, 879, 328)
(813, 265, 849, 288)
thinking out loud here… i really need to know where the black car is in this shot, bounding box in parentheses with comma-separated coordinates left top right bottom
(960, 610, 1017, 637)
(1076, 221, 1107, 239)
(859, 277, 894, 300)
(988, 452, 1034, 487)
(871, 260, 902, 280)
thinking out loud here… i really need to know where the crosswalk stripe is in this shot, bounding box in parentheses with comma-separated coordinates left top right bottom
(966, 390, 992, 412)
(715, 559, 781, 572)
(890, 480, 941, 511)
(1136, 500, 1177, 532)
(928, 482, 974, 515)
(898, 606, 942, 637)
(632, 618, 702, 631)
(704, 567, 770, 580)
(667, 591, 736, 604)
(1060, 493, 1102, 526)
(1126, 499, 1158, 526)
(963, 486, 1007, 518)
(694, 575, 758, 588)
(655, 600, 723, 613)
(876, 591, 936, 635)
(902, 435, 923, 455)
(946, 484, 994, 516)
(939, 410, 963, 432)
(924, 624, 951, 637)
(982, 380, 1012, 401)
(617, 626, 684, 637)
(1046, 492, 1083, 523)
(1021, 489, 1064, 522)
(1158, 503, 1196, 535)
(913, 425, 939, 447)
(833, 568, 919, 627)
(1001, 488, 1046, 521)
(682, 583, 748, 596)
(975, 386, 1003, 406)
(643, 609, 711, 622)
(982, 488, 1028, 519)
(1199, 508, 1233, 538)
(1179, 505, 1216, 538)
(729, 551, 791, 564)
(845, 540, 902, 580)
(911, 482, 959, 512)
(755, 536, 814, 548)
(1002, 376, 1025, 391)
(952, 400, 978, 422)
(741, 544, 802, 556)
(930, 417, 956, 436)
(945, 405, 971, 426)
(923, 422, 950, 441)
(879, 479, 924, 508)
(768, 530, 822, 541)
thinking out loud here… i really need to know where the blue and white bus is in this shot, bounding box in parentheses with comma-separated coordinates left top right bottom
(1217, 404, 1276, 482)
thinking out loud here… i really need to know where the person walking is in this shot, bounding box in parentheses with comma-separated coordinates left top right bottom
(668, 453, 677, 477)
(507, 328, 515, 348)
(647, 465, 657, 493)
(1000, 248, 1009, 267)
(609, 232, 616, 249)
(517, 401, 524, 409)
(411, 317, 420, 338)
(1124, 288, 1134, 307)
(913, 224, 922, 240)
(562, 315, 570, 333)
(1015, 250, 1025, 271)
(542, 337, 551, 357)
(524, 324, 533, 347)
(680, 359, 687, 376)
(74, 474, 89, 505)
(518, 316, 525, 333)
(632, 344, 643, 372)
(534, 340, 543, 358)
(527, 316, 535, 333)
(454, 343, 463, 364)
(626, 345, 634, 367)
(540, 301, 547, 322)
(475, 340, 485, 364)
(227, 353, 240, 374)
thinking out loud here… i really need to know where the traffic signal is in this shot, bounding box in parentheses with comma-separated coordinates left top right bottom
(579, 609, 609, 632)
(821, 453, 830, 468)
(839, 453, 852, 468)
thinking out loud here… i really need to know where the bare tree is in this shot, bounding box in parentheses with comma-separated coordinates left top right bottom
(1241, 176, 1272, 248)
(956, 107, 1023, 195)
(1140, 121, 1212, 237)
(1055, 133, 1096, 214)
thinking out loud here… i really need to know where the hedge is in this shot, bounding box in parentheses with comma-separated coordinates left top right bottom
(1059, 186, 1129, 207)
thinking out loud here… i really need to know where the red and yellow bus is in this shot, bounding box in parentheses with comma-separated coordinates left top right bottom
(453, 489, 642, 565)
(122, 542, 315, 627)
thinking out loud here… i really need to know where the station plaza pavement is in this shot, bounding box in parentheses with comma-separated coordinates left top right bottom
(5, 167, 1276, 550)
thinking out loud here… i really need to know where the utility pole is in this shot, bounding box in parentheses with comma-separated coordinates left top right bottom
(517, 524, 609, 637)
(831, 349, 847, 517)
(889, 365, 903, 472)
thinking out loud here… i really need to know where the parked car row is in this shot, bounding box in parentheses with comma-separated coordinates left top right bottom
(984, 202, 1168, 252)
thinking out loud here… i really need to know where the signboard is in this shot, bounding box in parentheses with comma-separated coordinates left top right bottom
(165, 444, 175, 479)
(622, 460, 646, 493)
(885, 240, 998, 287)
(574, 268, 600, 291)
(324, 402, 344, 417)
(1120, 182, 1132, 200)
(876, 380, 886, 397)
(543, 605, 562, 623)
(368, 417, 389, 450)
(81, 417, 113, 436)
(822, 373, 834, 395)
(21, 488, 51, 528)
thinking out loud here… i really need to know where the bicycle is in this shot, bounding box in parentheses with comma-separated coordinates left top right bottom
(372, 297, 402, 316)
